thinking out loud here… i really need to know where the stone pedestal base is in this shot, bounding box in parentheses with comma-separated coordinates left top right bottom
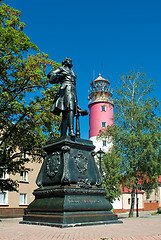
(21, 186, 121, 227)
(20, 136, 121, 227)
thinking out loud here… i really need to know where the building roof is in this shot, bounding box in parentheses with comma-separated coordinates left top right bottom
(121, 186, 144, 194)
(90, 74, 110, 86)
(120, 175, 161, 194)
(158, 175, 161, 183)
(137, 175, 161, 185)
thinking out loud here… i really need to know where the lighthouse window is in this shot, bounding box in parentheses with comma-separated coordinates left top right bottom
(103, 140, 107, 146)
(102, 122, 106, 128)
(101, 105, 106, 111)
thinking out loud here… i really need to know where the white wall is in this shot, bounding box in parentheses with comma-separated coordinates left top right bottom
(112, 193, 144, 210)
(90, 136, 112, 153)
(112, 197, 122, 209)
(122, 193, 144, 210)
(159, 185, 161, 207)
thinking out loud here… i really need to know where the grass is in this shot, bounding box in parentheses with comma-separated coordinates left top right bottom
(151, 209, 161, 215)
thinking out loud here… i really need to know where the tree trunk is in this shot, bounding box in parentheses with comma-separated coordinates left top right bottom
(129, 186, 135, 217)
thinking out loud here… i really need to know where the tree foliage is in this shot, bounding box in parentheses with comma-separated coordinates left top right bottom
(99, 70, 161, 216)
(0, 2, 61, 191)
(101, 148, 122, 203)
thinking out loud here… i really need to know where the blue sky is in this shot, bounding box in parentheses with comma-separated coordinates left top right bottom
(5, 0, 161, 139)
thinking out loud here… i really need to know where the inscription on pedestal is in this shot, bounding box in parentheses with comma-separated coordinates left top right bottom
(68, 196, 102, 204)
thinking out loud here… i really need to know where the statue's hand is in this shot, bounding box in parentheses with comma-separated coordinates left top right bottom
(48, 68, 61, 84)
(80, 110, 88, 116)
(49, 73, 58, 84)
(77, 106, 88, 116)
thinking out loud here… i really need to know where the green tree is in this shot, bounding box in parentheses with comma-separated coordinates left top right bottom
(0, 2, 61, 191)
(101, 147, 122, 203)
(99, 70, 161, 217)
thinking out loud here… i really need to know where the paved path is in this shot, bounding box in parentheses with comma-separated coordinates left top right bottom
(0, 212, 161, 240)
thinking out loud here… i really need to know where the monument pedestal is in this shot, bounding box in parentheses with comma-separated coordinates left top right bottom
(21, 136, 121, 227)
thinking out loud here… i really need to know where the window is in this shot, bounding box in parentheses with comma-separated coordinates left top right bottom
(0, 192, 8, 205)
(0, 168, 9, 179)
(102, 140, 107, 147)
(20, 193, 27, 205)
(128, 198, 130, 205)
(22, 152, 28, 159)
(101, 122, 106, 128)
(20, 171, 28, 182)
(101, 105, 106, 111)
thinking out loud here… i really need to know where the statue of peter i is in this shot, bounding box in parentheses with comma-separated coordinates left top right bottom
(47, 57, 88, 137)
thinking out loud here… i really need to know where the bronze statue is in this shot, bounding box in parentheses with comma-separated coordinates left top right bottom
(22, 57, 119, 228)
(47, 57, 88, 137)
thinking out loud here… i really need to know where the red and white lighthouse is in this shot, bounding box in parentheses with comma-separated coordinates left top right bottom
(88, 74, 113, 152)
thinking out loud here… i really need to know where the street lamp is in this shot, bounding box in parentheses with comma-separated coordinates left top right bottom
(136, 188, 139, 217)
(96, 148, 105, 175)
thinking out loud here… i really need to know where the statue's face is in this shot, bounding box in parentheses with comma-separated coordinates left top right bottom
(66, 59, 72, 67)
(63, 58, 73, 68)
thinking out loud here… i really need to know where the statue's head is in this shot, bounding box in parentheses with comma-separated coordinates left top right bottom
(62, 57, 73, 68)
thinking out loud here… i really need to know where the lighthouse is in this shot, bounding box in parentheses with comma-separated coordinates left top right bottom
(88, 74, 113, 152)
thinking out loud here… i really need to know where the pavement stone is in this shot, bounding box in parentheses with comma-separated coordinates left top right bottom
(0, 212, 161, 240)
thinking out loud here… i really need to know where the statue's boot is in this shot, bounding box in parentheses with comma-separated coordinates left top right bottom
(61, 112, 68, 137)
(69, 130, 75, 137)
(69, 111, 75, 137)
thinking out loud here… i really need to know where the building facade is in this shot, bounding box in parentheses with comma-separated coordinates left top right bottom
(113, 182, 161, 213)
(0, 161, 41, 217)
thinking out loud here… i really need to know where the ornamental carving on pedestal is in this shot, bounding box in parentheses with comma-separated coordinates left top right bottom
(77, 178, 91, 189)
(46, 152, 61, 178)
(73, 150, 88, 175)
